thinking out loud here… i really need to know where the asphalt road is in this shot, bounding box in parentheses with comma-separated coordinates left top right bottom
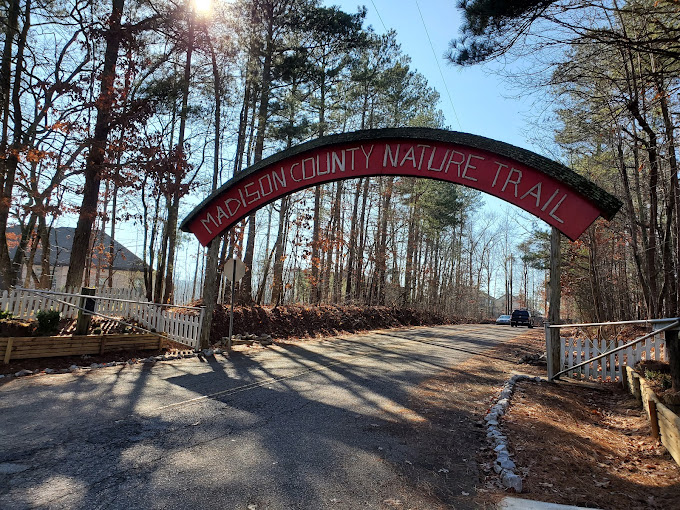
(0, 324, 521, 510)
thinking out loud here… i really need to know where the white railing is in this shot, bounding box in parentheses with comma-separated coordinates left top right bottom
(547, 319, 677, 382)
(0, 288, 204, 349)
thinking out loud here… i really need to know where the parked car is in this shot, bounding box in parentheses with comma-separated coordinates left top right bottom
(496, 314, 511, 325)
(511, 309, 534, 328)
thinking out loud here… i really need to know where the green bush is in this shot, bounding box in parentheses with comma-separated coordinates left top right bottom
(645, 369, 673, 390)
(36, 309, 61, 335)
(0, 310, 12, 319)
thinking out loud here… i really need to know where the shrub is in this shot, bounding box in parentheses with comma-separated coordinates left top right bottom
(645, 369, 673, 390)
(0, 310, 12, 319)
(36, 309, 61, 335)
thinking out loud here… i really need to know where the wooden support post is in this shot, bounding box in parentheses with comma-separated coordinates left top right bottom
(631, 372, 642, 402)
(4, 338, 13, 364)
(75, 287, 96, 336)
(648, 399, 660, 440)
(548, 227, 562, 379)
(99, 336, 107, 355)
(621, 366, 628, 390)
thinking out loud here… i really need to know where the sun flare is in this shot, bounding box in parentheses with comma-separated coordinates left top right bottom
(193, 0, 212, 16)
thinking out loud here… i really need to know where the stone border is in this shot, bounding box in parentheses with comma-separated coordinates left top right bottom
(485, 374, 546, 492)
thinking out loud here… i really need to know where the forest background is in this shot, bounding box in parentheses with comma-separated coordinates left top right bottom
(0, 0, 678, 327)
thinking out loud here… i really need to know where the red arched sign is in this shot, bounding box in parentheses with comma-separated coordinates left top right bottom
(181, 128, 621, 245)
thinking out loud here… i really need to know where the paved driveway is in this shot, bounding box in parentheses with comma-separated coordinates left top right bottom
(0, 324, 520, 509)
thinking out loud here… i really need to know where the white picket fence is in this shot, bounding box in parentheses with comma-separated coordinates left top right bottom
(560, 332, 667, 382)
(0, 288, 204, 349)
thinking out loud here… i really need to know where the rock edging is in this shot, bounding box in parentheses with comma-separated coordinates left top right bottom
(485, 374, 546, 493)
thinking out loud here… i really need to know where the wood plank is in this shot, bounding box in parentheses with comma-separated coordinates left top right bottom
(4, 338, 13, 364)
(658, 425, 680, 466)
(4, 334, 157, 344)
(657, 413, 680, 441)
(102, 341, 158, 348)
(657, 403, 680, 429)
(12, 339, 102, 349)
(11, 344, 160, 359)
(12, 349, 100, 359)
(3, 332, 162, 361)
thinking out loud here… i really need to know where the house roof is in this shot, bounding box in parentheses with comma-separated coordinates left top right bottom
(9, 226, 144, 271)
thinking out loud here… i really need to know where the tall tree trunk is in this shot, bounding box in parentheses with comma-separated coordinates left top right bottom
(154, 214, 168, 302)
(376, 177, 394, 305)
(355, 177, 370, 301)
(271, 196, 289, 305)
(658, 84, 679, 316)
(344, 178, 362, 302)
(163, 9, 195, 304)
(617, 133, 650, 314)
(37, 215, 51, 289)
(311, 186, 323, 303)
(333, 190, 345, 304)
(242, 4, 274, 303)
(628, 100, 660, 317)
(200, 31, 223, 348)
(403, 180, 417, 305)
(65, 0, 125, 290)
(0, 0, 21, 290)
(311, 65, 329, 304)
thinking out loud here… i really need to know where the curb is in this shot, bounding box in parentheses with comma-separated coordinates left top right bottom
(499, 496, 600, 509)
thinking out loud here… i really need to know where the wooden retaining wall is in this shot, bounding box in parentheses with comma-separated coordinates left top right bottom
(625, 366, 680, 466)
(1, 334, 164, 363)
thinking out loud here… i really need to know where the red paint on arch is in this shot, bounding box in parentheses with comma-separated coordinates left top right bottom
(186, 139, 603, 245)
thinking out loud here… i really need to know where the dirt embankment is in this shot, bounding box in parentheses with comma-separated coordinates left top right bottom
(209, 304, 476, 345)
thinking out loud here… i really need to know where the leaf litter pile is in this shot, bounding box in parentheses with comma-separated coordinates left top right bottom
(208, 303, 472, 345)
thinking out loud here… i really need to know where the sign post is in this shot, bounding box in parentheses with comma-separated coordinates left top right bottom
(223, 257, 246, 351)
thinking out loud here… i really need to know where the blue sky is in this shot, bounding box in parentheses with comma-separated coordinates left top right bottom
(326, 0, 536, 151)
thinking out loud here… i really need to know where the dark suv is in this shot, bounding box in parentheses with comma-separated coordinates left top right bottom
(511, 309, 533, 328)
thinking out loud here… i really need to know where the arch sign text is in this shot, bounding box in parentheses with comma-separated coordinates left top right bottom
(181, 128, 621, 245)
